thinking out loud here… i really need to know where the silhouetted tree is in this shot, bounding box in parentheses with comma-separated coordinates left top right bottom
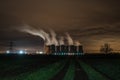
(100, 43, 113, 54)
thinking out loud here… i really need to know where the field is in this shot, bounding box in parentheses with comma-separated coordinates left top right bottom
(0, 54, 120, 80)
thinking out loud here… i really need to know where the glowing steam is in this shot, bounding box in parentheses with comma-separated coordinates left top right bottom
(50, 30, 58, 46)
(21, 25, 45, 40)
(20, 25, 82, 46)
(65, 32, 74, 45)
(74, 40, 81, 46)
(39, 30, 51, 45)
(59, 36, 64, 45)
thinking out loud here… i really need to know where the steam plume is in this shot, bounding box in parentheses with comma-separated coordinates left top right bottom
(59, 36, 64, 45)
(22, 25, 45, 40)
(65, 32, 74, 45)
(74, 40, 81, 46)
(50, 30, 58, 46)
(40, 30, 51, 45)
(20, 25, 52, 45)
(19, 25, 82, 46)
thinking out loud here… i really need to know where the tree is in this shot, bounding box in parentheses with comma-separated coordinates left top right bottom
(100, 43, 113, 54)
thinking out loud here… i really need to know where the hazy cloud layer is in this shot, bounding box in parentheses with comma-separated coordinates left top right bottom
(0, 0, 120, 52)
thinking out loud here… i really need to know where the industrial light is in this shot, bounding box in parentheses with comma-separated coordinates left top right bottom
(39, 51, 43, 54)
(36, 51, 43, 54)
(19, 50, 24, 54)
(6, 50, 10, 54)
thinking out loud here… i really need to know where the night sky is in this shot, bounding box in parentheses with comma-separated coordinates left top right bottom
(0, 0, 120, 53)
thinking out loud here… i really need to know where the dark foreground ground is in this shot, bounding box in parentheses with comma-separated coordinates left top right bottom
(0, 54, 120, 80)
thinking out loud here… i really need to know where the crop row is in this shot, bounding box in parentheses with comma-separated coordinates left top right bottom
(82, 59, 120, 80)
(0, 60, 65, 80)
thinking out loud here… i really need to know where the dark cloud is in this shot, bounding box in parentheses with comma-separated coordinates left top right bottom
(70, 23, 120, 37)
(0, 0, 120, 52)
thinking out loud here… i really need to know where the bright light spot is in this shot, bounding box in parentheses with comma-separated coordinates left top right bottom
(19, 50, 24, 54)
(39, 51, 43, 54)
(36, 51, 43, 54)
(6, 50, 10, 54)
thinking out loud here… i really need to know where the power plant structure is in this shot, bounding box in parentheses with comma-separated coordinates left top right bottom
(22, 27, 84, 55)
(45, 45, 84, 55)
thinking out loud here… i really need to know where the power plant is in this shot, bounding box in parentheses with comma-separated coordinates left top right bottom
(43, 31, 84, 55)
(45, 45, 84, 55)
(22, 27, 84, 55)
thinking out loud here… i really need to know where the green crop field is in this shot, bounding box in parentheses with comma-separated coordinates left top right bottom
(0, 54, 120, 80)
(83, 58, 120, 80)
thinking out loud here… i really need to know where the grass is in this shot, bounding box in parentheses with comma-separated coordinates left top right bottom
(63, 60, 75, 80)
(0, 58, 35, 71)
(22, 61, 65, 80)
(85, 59, 120, 80)
(79, 60, 109, 80)
(0, 55, 120, 80)
(0, 61, 65, 80)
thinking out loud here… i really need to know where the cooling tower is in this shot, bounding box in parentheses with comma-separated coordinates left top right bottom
(74, 46, 77, 53)
(69, 45, 74, 53)
(45, 45, 84, 55)
(50, 45, 56, 53)
(56, 46, 60, 53)
(65, 45, 69, 53)
(60, 45, 66, 53)
(78, 45, 83, 53)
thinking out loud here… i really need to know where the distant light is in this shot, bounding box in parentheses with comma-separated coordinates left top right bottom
(24, 49, 27, 54)
(36, 51, 43, 54)
(39, 51, 43, 54)
(19, 50, 24, 54)
(36, 51, 39, 54)
(6, 50, 10, 54)
(25, 51, 27, 54)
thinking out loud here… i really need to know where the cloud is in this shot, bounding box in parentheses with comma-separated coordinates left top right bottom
(70, 23, 120, 38)
(0, 0, 120, 52)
